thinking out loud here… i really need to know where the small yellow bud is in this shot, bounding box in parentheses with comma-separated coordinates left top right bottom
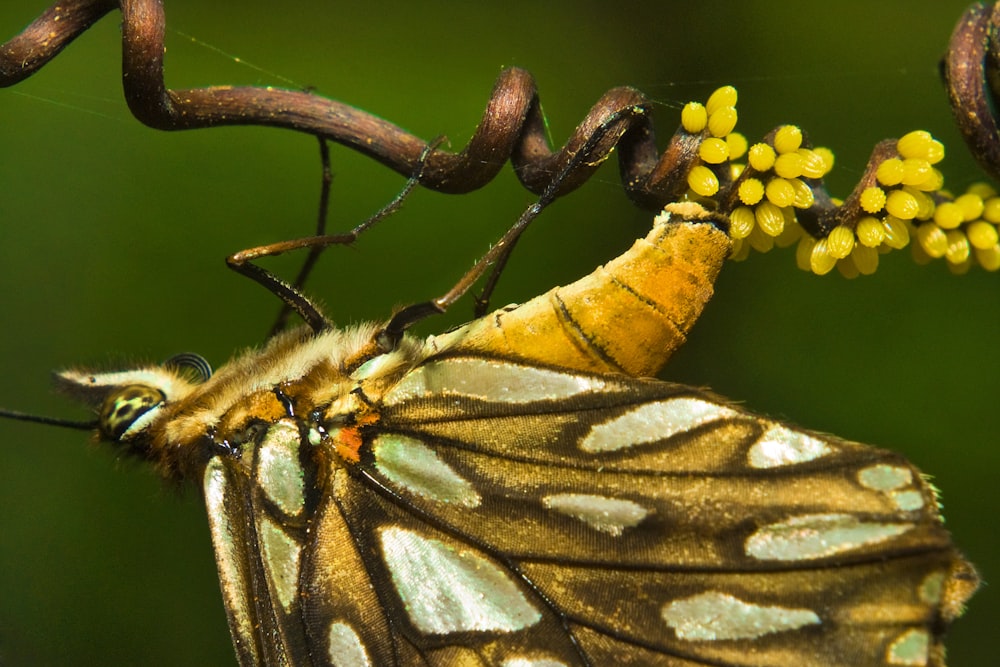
(876, 158, 905, 186)
(788, 178, 814, 208)
(973, 243, 1000, 270)
(882, 216, 910, 249)
(915, 222, 948, 258)
(954, 192, 985, 221)
(944, 229, 970, 264)
(885, 189, 919, 219)
(900, 158, 932, 187)
(856, 216, 886, 247)
(773, 153, 804, 179)
(851, 244, 879, 275)
(826, 225, 856, 259)
(706, 86, 738, 115)
(905, 188, 935, 220)
(775, 212, 802, 247)
(966, 221, 999, 249)
(699, 137, 730, 164)
(773, 125, 803, 154)
(810, 239, 837, 275)
(729, 206, 756, 239)
(897, 130, 944, 163)
(796, 148, 830, 179)
(967, 182, 997, 199)
(765, 178, 796, 207)
(859, 187, 886, 214)
(983, 197, 1000, 223)
(933, 201, 965, 230)
(813, 147, 835, 172)
(924, 140, 945, 164)
(747, 224, 775, 253)
(726, 132, 748, 160)
(681, 102, 708, 133)
(708, 106, 738, 138)
(687, 165, 719, 196)
(729, 237, 751, 261)
(738, 179, 765, 206)
(748, 143, 776, 172)
(796, 236, 816, 272)
(911, 168, 944, 192)
(755, 201, 785, 236)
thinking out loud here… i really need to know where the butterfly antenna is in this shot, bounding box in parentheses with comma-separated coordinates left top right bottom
(0, 408, 97, 431)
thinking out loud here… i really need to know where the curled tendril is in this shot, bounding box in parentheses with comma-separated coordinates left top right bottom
(3, 0, 1000, 275)
(944, 2, 1000, 185)
(0, 0, 669, 204)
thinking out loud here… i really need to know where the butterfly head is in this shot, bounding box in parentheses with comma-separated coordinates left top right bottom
(53, 353, 212, 471)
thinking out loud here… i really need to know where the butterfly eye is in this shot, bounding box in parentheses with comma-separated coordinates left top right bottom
(99, 386, 165, 440)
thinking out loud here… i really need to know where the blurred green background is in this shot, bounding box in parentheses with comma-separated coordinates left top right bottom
(0, 1, 995, 665)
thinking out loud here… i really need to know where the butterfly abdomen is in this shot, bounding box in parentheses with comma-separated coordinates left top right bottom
(433, 202, 731, 377)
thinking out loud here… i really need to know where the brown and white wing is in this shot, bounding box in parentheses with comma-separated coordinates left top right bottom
(201, 355, 975, 667)
(324, 354, 974, 667)
(203, 419, 322, 667)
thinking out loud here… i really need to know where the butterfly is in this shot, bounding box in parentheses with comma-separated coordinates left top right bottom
(43, 202, 975, 666)
(1, 3, 984, 661)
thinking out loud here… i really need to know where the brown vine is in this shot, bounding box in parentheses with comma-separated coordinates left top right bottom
(3, 0, 1000, 233)
(0, 0, 676, 208)
(944, 1, 1000, 185)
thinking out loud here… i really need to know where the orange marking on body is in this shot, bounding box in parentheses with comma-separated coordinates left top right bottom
(355, 411, 380, 427)
(215, 390, 289, 443)
(335, 427, 363, 463)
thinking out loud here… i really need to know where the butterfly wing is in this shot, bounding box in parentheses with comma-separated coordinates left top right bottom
(337, 355, 972, 666)
(205, 419, 326, 667)
(203, 354, 974, 666)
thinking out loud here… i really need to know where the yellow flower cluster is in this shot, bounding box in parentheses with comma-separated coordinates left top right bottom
(680, 86, 746, 198)
(675, 87, 1000, 275)
(727, 125, 834, 261)
(910, 182, 1000, 272)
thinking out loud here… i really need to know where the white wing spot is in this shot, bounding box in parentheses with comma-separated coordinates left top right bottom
(858, 464, 913, 492)
(373, 435, 481, 507)
(892, 490, 925, 512)
(746, 513, 914, 561)
(919, 572, 946, 605)
(502, 658, 569, 667)
(747, 425, 832, 468)
(887, 629, 930, 665)
(259, 516, 302, 613)
(661, 591, 820, 640)
(383, 358, 606, 405)
(327, 621, 372, 667)
(857, 464, 924, 512)
(379, 527, 541, 635)
(542, 493, 649, 535)
(581, 398, 738, 453)
(256, 420, 306, 516)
